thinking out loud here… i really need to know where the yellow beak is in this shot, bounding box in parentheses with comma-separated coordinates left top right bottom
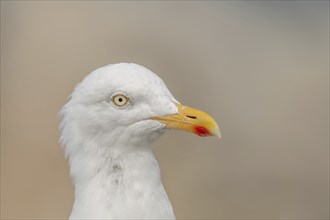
(151, 103, 221, 138)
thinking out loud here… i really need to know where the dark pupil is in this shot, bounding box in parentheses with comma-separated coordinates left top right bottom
(118, 98, 123, 102)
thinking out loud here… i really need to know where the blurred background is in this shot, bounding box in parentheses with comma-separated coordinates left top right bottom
(1, 1, 329, 219)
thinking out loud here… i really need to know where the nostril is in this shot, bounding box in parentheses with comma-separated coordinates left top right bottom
(186, 115, 197, 119)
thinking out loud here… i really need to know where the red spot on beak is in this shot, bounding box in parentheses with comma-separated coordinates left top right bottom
(194, 126, 210, 137)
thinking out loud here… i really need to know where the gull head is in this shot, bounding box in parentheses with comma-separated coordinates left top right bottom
(60, 63, 220, 155)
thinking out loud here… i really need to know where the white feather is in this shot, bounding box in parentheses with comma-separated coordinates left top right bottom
(60, 63, 178, 219)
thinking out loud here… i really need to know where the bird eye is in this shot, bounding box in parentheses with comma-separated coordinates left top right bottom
(112, 94, 129, 107)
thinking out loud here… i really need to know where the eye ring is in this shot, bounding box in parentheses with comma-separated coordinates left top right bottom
(111, 94, 130, 107)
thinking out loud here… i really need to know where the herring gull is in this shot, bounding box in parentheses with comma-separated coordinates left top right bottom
(60, 63, 220, 219)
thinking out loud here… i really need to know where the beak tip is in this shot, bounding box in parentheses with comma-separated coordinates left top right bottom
(213, 128, 221, 139)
